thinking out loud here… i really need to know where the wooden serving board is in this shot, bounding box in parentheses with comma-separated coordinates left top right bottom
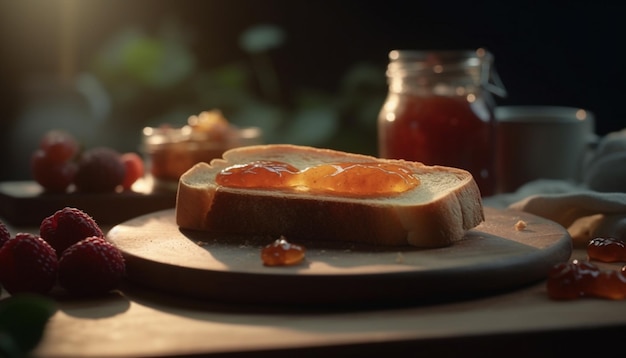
(0, 180, 176, 226)
(107, 207, 572, 305)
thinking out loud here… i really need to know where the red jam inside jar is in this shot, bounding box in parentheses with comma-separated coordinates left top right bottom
(379, 95, 495, 195)
(377, 49, 505, 196)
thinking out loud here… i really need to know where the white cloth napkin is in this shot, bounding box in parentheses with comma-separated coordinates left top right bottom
(484, 128, 626, 247)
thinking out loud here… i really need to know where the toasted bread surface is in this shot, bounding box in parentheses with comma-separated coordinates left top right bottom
(175, 144, 484, 247)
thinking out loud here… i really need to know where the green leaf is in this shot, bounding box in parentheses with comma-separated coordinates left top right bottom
(0, 294, 57, 356)
(0, 331, 22, 358)
(282, 107, 339, 146)
(239, 24, 285, 53)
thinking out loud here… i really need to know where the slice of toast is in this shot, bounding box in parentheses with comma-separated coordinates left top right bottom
(175, 144, 484, 247)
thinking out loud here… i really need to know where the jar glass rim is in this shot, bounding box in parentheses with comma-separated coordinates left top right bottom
(385, 48, 506, 97)
(389, 48, 493, 62)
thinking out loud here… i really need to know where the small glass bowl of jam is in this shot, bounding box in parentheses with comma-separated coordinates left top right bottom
(143, 110, 263, 189)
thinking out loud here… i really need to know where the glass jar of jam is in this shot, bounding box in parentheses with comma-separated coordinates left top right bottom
(377, 49, 506, 196)
(142, 110, 263, 190)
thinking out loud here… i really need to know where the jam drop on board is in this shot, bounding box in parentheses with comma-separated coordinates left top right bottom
(216, 160, 420, 197)
(261, 237, 306, 267)
(587, 237, 626, 263)
(546, 260, 626, 300)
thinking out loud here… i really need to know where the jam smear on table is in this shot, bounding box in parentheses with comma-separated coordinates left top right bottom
(216, 160, 420, 197)
(587, 237, 626, 263)
(261, 237, 306, 266)
(546, 260, 626, 300)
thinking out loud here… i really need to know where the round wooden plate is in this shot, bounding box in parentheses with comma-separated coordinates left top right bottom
(107, 207, 572, 305)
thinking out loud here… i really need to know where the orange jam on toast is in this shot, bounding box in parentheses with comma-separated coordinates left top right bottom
(216, 160, 419, 197)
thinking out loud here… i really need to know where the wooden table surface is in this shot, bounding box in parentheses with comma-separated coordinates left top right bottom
(11, 246, 624, 358)
(0, 231, 623, 357)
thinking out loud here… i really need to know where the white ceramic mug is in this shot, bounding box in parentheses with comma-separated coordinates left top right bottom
(494, 106, 596, 194)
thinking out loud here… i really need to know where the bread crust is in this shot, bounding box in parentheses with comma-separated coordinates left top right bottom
(175, 144, 484, 247)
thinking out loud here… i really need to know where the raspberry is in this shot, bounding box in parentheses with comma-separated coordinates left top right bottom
(40, 207, 104, 256)
(39, 129, 79, 163)
(31, 149, 78, 192)
(30, 130, 80, 192)
(74, 147, 126, 192)
(0, 233, 59, 295)
(58, 236, 125, 296)
(0, 220, 10, 249)
(120, 152, 144, 190)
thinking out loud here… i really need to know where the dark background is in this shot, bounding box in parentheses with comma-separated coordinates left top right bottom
(0, 0, 624, 180)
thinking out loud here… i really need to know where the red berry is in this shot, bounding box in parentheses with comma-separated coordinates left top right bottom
(39, 130, 79, 163)
(74, 147, 126, 192)
(58, 236, 125, 296)
(120, 152, 144, 190)
(40, 207, 104, 256)
(0, 233, 58, 295)
(31, 149, 78, 192)
(0, 221, 10, 249)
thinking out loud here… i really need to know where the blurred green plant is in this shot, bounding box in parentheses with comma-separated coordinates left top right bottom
(89, 20, 386, 155)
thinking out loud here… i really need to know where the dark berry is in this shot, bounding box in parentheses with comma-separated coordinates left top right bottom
(58, 236, 125, 296)
(39, 129, 79, 163)
(0, 220, 10, 250)
(0, 233, 58, 295)
(74, 147, 126, 193)
(40, 207, 104, 256)
(31, 149, 78, 192)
